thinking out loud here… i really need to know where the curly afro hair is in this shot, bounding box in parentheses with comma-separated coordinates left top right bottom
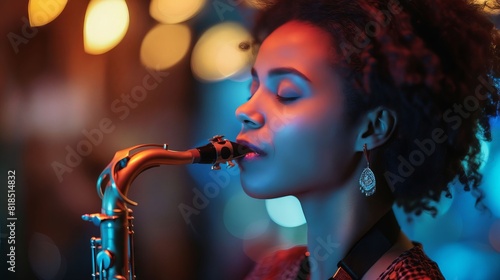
(250, 0, 500, 216)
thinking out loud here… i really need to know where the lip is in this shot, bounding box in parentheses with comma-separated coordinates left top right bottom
(236, 139, 267, 157)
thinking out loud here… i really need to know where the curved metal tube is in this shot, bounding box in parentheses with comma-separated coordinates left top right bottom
(82, 136, 251, 280)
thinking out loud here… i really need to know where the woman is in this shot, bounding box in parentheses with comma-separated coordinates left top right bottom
(234, 0, 500, 279)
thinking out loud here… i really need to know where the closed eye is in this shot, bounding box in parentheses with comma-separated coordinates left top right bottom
(276, 80, 301, 103)
(276, 95, 299, 103)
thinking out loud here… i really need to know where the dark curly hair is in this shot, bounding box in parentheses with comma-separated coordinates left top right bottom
(250, 0, 500, 215)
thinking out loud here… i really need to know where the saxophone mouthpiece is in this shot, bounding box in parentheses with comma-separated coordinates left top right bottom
(230, 140, 254, 158)
(192, 135, 253, 165)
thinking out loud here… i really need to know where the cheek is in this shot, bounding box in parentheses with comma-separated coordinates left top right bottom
(272, 104, 350, 187)
(251, 105, 297, 145)
(267, 106, 296, 134)
(275, 99, 345, 149)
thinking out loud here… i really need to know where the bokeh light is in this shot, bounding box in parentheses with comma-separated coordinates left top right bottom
(84, 0, 129, 55)
(140, 24, 191, 70)
(244, 0, 272, 9)
(482, 118, 500, 217)
(29, 233, 63, 279)
(149, 0, 206, 24)
(28, 0, 68, 27)
(223, 192, 270, 239)
(191, 22, 253, 82)
(433, 242, 500, 279)
(479, 138, 490, 171)
(395, 202, 464, 250)
(265, 196, 306, 228)
(10, 78, 91, 139)
(483, 150, 500, 217)
(472, 0, 500, 14)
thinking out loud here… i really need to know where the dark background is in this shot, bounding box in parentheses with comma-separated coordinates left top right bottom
(1, 1, 499, 279)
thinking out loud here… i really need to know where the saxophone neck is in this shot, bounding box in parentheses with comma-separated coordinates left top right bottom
(97, 137, 252, 213)
(82, 136, 252, 280)
(98, 144, 194, 212)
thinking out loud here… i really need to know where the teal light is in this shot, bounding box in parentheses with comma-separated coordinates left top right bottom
(223, 192, 270, 239)
(482, 118, 500, 218)
(433, 242, 500, 279)
(265, 196, 306, 228)
(484, 153, 500, 217)
(479, 138, 490, 171)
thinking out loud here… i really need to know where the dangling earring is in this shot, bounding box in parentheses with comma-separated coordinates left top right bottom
(359, 144, 376, 196)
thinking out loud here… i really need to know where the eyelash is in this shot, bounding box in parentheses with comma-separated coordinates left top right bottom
(247, 94, 299, 103)
(276, 95, 299, 103)
(246, 80, 299, 103)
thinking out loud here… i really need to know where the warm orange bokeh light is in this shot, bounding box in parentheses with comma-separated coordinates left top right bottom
(83, 0, 130, 55)
(191, 22, 253, 81)
(28, 0, 68, 27)
(140, 24, 191, 70)
(150, 0, 206, 24)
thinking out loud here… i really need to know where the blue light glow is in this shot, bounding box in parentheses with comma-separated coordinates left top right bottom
(481, 120, 500, 218)
(265, 196, 306, 228)
(223, 193, 270, 239)
(433, 242, 500, 279)
(483, 153, 500, 217)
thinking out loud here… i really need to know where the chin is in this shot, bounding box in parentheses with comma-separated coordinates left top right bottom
(239, 175, 294, 199)
(240, 178, 270, 199)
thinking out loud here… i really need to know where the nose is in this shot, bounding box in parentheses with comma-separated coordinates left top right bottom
(235, 101, 264, 129)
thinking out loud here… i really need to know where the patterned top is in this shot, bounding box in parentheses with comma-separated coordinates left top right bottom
(245, 244, 445, 280)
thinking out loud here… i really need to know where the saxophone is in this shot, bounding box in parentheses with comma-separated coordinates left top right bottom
(82, 136, 250, 280)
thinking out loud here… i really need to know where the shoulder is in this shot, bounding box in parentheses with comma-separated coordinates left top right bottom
(378, 243, 445, 280)
(244, 246, 307, 280)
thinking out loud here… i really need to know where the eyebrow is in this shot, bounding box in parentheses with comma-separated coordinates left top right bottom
(251, 67, 312, 82)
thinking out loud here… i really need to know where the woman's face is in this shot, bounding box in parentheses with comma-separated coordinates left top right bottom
(235, 20, 360, 199)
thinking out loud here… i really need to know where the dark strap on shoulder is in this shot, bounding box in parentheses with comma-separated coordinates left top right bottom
(334, 210, 400, 279)
(296, 210, 400, 280)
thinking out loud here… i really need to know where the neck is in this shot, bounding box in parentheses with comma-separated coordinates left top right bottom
(297, 178, 392, 280)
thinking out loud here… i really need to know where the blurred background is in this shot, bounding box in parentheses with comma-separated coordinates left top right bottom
(0, 1, 499, 279)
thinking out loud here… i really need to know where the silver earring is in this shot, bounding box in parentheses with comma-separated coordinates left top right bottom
(359, 144, 376, 196)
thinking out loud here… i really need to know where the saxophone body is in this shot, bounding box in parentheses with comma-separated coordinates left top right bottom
(82, 136, 250, 280)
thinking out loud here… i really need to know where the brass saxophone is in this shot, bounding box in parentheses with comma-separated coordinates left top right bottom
(82, 136, 250, 280)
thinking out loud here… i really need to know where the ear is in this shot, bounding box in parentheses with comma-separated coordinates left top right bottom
(354, 107, 397, 151)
